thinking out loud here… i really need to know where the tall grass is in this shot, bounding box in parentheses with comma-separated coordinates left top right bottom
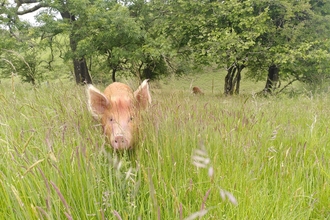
(0, 76, 329, 219)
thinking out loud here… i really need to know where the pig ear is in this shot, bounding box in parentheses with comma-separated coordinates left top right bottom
(87, 84, 109, 118)
(134, 79, 152, 110)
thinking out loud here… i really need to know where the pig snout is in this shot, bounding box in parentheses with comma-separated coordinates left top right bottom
(111, 134, 130, 150)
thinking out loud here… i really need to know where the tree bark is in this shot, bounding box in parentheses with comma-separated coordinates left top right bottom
(234, 67, 242, 94)
(264, 64, 280, 94)
(72, 58, 92, 84)
(224, 65, 235, 95)
(111, 68, 117, 82)
(224, 63, 244, 95)
(60, 11, 92, 84)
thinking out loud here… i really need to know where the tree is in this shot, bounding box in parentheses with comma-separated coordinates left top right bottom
(2, 0, 329, 91)
(126, 0, 177, 80)
(76, 3, 158, 82)
(247, 0, 330, 94)
(155, 0, 330, 95)
(0, 2, 43, 84)
(157, 0, 269, 94)
(8, 0, 97, 84)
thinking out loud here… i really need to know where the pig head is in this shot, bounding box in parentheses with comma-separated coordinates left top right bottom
(87, 79, 151, 150)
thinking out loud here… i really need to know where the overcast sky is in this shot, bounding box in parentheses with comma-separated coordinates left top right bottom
(8, 0, 60, 25)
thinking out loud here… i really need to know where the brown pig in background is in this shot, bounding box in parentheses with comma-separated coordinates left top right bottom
(192, 86, 204, 95)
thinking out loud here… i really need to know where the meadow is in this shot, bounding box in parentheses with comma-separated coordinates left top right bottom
(0, 73, 329, 219)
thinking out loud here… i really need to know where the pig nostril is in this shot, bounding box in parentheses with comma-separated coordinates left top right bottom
(114, 136, 125, 143)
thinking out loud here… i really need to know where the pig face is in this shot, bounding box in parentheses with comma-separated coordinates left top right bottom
(87, 80, 151, 150)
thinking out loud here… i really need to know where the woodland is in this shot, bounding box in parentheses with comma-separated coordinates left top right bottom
(1, 0, 330, 94)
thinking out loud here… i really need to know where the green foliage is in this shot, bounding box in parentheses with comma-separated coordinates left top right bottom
(0, 30, 71, 84)
(0, 1, 69, 84)
(77, 4, 146, 77)
(1, 0, 329, 89)
(247, 0, 330, 88)
(0, 35, 41, 84)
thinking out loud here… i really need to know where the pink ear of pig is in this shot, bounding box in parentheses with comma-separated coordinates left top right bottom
(86, 85, 109, 119)
(134, 79, 152, 110)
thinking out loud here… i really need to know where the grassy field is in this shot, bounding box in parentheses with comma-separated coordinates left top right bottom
(0, 73, 329, 219)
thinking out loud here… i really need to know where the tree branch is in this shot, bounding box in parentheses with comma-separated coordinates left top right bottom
(16, 2, 48, 15)
(275, 78, 298, 95)
(17, 0, 41, 3)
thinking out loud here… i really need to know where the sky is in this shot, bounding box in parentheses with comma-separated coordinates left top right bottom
(7, 0, 60, 25)
(19, 11, 40, 25)
(6, 0, 39, 25)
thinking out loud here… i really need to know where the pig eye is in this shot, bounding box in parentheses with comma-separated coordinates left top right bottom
(129, 116, 134, 121)
(109, 117, 114, 122)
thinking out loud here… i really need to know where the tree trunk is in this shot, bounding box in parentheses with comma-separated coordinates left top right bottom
(61, 11, 92, 84)
(234, 66, 242, 94)
(72, 58, 92, 84)
(264, 64, 280, 94)
(112, 68, 117, 82)
(224, 63, 244, 95)
(224, 65, 235, 95)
